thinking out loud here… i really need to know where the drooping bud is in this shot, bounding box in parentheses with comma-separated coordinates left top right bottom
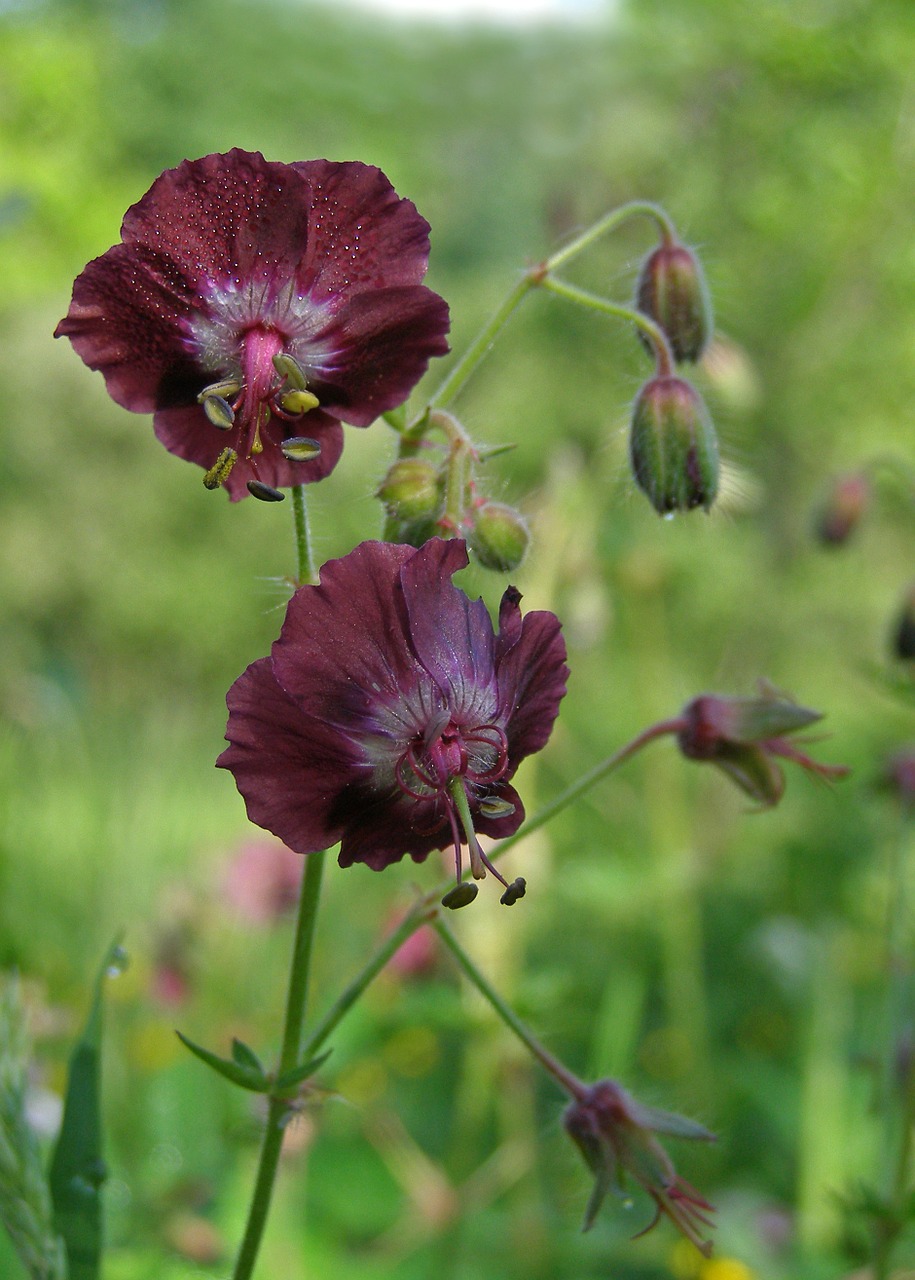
(635, 240, 713, 363)
(815, 471, 871, 546)
(892, 586, 915, 660)
(469, 501, 531, 572)
(629, 376, 719, 515)
(377, 458, 443, 523)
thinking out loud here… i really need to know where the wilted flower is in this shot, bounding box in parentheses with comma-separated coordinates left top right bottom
(56, 150, 450, 500)
(563, 1078, 715, 1255)
(676, 688, 849, 806)
(217, 539, 568, 907)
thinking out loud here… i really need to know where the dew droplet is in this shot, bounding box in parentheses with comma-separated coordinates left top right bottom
(106, 945, 129, 978)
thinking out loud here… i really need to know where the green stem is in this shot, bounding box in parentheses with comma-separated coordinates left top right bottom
(426, 272, 537, 414)
(291, 484, 316, 586)
(434, 918, 585, 1100)
(539, 276, 675, 374)
(300, 894, 439, 1060)
(232, 849, 327, 1280)
(492, 718, 686, 863)
(543, 200, 675, 274)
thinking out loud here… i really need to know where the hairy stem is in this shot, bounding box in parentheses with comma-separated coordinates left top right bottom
(291, 484, 316, 586)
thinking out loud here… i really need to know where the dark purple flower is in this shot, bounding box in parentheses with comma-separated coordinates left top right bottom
(55, 150, 450, 500)
(217, 538, 568, 906)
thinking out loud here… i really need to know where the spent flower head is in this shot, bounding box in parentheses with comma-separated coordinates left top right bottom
(564, 1078, 716, 1256)
(218, 538, 568, 907)
(676, 686, 849, 806)
(56, 150, 450, 500)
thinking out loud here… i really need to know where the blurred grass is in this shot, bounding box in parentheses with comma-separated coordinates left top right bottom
(4, 0, 915, 1275)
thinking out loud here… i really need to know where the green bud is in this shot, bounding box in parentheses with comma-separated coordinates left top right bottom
(377, 458, 443, 522)
(635, 241, 713, 363)
(281, 436, 322, 463)
(469, 501, 530, 572)
(629, 376, 719, 515)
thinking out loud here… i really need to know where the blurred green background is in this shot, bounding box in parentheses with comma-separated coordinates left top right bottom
(4, 0, 915, 1276)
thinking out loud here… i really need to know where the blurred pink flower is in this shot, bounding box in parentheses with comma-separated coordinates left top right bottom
(222, 839, 302, 925)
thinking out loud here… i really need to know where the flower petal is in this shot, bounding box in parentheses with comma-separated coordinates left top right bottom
(303, 286, 450, 426)
(399, 539, 498, 718)
(217, 657, 361, 855)
(495, 601, 569, 761)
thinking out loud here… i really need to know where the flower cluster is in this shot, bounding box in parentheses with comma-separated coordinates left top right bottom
(217, 538, 568, 906)
(56, 150, 450, 500)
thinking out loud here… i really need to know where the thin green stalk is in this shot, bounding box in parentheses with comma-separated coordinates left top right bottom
(539, 276, 675, 373)
(231, 850, 326, 1280)
(291, 484, 316, 585)
(300, 895, 439, 1059)
(492, 718, 686, 863)
(543, 200, 674, 274)
(435, 919, 585, 1100)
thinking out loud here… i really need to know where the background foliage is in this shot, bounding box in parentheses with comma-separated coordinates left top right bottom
(3, 0, 915, 1275)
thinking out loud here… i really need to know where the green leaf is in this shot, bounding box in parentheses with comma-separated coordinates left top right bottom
(274, 1049, 333, 1093)
(230, 1038, 265, 1074)
(175, 1032, 270, 1093)
(48, 938, 125, 1280)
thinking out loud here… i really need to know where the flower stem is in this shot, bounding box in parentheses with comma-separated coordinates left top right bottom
(231, 848, 326, 1280)
(300, 894, 439, 1060)
(434, 917, 585, 1100)
(543, 200, 675, 274)
(291, 484, 316, 586)
(539, 276, 675, 373)
(493, 717, 686, 862)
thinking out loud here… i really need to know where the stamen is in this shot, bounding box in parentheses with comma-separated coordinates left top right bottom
(272, 352, 310, 390)
(250, 404, 268, 456)
(479, 796, 516, 819)
(203, 447, 237, 490)
(198, 378, 242, 402)
(247, 480, 285, 502)
(447, 777, 487, 880)
(202, 394, 236, 430)
(280, 389, 320, 415)
(500, 878, 527, 906)
(281, 437, 322, 463)
(441, 882, 479, 910)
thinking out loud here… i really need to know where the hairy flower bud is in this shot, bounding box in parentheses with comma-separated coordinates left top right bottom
(469, 501, 530, 572)
(377, 458, 443, 523)
(815, 471, 871, 546)
(629, 376, 719, 515)
(635, 241, 712, 363)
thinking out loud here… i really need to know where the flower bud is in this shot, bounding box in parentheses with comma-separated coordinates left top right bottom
(629, 377, 719, 514)
(815, 471, 871, 546)
(635, 241, 712, 363)
(377, 458, 443, 523)
(469, 502, 530, 572)
(893, 586, 915, 660)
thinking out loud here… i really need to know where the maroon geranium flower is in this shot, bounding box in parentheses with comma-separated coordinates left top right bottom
(217, 538, 568, 906)
(55, 150, 450, 500)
